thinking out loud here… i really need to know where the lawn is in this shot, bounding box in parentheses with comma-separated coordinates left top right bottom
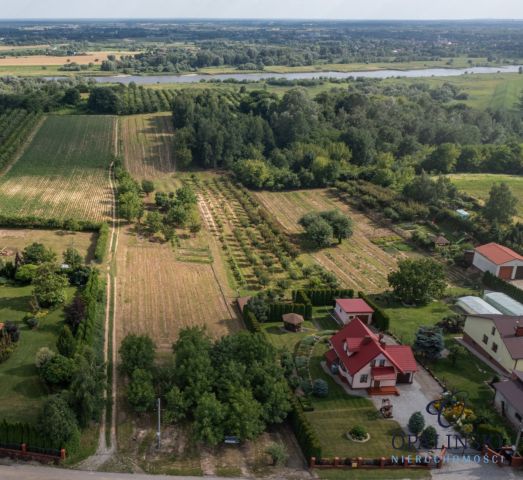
(375, 296, 455, 345)
(447, 173, 523, 218)
(0, 283, 74, 423)
(306, 343, 412, 458)
(428, 338, 497, 409)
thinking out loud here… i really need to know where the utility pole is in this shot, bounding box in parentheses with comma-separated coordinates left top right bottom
(156, 397, 161, 449)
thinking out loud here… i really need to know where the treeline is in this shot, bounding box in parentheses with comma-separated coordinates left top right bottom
(88, 84, 177, 115)
(170, 83, 523, 190)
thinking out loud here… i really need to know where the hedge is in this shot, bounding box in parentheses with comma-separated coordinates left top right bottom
(483, 271, 523, 304)
(268, 302, 312, 322)
(78, 270, 101, 346)
(357, 292, 390, 332)
(0, 215, 100, 232)
(94, 222, 110, 263)
(0, 420, 57, 450)
(292, 288, 354, 307)
(242, 305, 262, 333)
(288, 394, 322, 460)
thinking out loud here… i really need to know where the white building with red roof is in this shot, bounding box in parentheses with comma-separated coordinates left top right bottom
(334, 298, 374, 325)
(325, 318, 417, 395)
(472, 242, 523, 280)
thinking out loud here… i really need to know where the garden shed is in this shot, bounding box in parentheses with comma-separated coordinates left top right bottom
(483, 292, 523, 316)
(282, 313, 304, 332)
(457, 296, 502, 315)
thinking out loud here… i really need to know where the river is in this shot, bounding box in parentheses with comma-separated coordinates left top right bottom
(44, 65, 523, 85)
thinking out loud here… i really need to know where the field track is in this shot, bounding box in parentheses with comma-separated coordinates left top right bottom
(120, 114, 176, 179)
(0, 115, 114, 222)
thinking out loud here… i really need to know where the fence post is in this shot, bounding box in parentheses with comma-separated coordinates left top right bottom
(380, 457, 386, 468)
(60, 448, 66, 461)
(20, 443, 26, 454)
(357, 457, 362, 467)
(309, 456, 316, 468)
(334, 456, 339, 466)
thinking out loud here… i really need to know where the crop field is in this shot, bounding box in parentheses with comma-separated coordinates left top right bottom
(0, 115, 114, 222)
(255, 189, 410, 292)
(120, 114, 176, 181)
(447, 173, 523, 217)
(115, 227, 241, 351)
(0, 51, 138, 66)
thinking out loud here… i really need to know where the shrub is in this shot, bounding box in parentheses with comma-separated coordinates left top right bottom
(312, 378, 329, 398)
(24, 315, 39, 329)
(349, 425, 368, 440)
(40, 354, 74, 388)
(15, 264, 38, 284)
(420, 426, 438, 448)
(266, 442, 288, 466)
(35, 347, 55, 368)
(408, 411, 425, 435)
(119, 334, 156, 376)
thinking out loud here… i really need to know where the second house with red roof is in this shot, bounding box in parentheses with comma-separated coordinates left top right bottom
(325, 317, 417, 395)
(472, 242, 523, 281)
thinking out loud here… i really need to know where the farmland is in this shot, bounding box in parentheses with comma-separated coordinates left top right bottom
(0, 115, 114, 223)
(255, 189, 410, 292)
(120, 113, 176, 182)
(447, 173, 523, 217)
(115, 226, 241, 351)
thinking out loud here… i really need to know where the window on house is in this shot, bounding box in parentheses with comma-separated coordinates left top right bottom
(379, 359, 386, 367)
(370, 360, 376, 367)
(492, 343, 498, 353)
(482, 335, 488, 345)
(491, 326, 496, 336)
(360, 374, 368, 383)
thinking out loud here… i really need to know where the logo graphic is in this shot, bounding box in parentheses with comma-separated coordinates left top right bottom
(426, 390, 468, 428)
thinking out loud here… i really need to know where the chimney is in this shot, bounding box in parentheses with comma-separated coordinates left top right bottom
(362, 335, 372, 345)
(379, 333, 386, 346)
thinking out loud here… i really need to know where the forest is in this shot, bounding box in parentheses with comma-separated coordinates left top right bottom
(170, 81, 523, 190)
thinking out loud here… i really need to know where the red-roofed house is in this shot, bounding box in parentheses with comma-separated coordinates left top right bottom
(325, 318, 417, 395)
(472, 243, 523, 280)
(334, 298, 374, 325)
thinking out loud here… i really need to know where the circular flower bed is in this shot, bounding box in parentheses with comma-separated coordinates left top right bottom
(346, 425, 370, 443)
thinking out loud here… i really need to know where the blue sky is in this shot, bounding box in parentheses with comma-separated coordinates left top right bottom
(3, 0, 523, 20)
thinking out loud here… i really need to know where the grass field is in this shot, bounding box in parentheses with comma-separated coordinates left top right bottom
(120, 114, 176, 183)
(115, 227, 242, 351)
(0, 115, 114, 222)
(0, 228, 97, 263)
(255, 189, 411, 293)
(447, 173, 523, 217)
(0, 284, 74, 423)
(0, 51, 138, 67)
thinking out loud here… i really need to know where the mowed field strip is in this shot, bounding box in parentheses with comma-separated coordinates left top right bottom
(255, 189, 408, 292)
(115, 230, 242, 351)
(448, 173, 523, 218)
(120, 114, 176, 181)
(0, 115, 114, 222)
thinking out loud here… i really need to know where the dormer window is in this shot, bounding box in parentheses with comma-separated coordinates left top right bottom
(491, 326, 496, 336)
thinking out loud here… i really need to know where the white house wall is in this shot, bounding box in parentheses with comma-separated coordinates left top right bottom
(472, 252, 499, 275)
(494, 390, 523, 429)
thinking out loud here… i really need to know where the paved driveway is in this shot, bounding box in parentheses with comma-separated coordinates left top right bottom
(368, 366, 461, 452)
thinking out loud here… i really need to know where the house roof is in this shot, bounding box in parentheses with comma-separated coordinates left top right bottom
(471, 315, 523, 360)
(237, 297, 251, 313)
(475, 242, 523, 265)
(325, 349, 337, 364)
(493, 376, 523, 412)
(432, 235, 450, 246)
(282, 313, 304, 325)
(329, 318, 417, 376)
(335, 298, 374, 314)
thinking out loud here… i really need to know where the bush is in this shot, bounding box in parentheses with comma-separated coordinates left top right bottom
(312, 378, 329, 398)
(266, 442, 288, 466)
(119, 334, 156, 376)
(40, 354, 74, 388)
(420, 426, 438, 448)
(408, 411, 425, 435)
(35, 347, 55, 368)
(94, 223, 110, 263)
(15, 264, 38, 284)
(288, 395, 322, 460)
(349, 425, 368, 440)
